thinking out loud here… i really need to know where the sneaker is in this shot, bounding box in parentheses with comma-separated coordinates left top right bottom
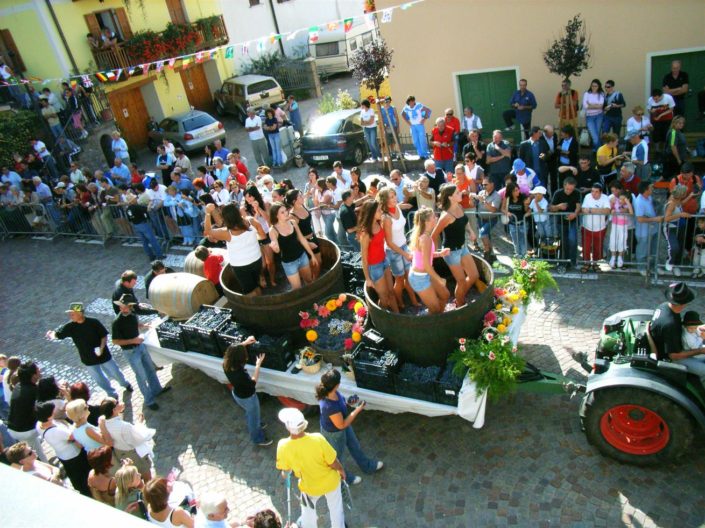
(124, 384, 134, 392)
(617, 256, 624, 268)
(351, 476, 362, 485)
(609, 256, 616, 268)
(673, 267, 681, 277)
(665, 262, 673, 272)
(639, 269, 647, 277)
(147, 403, 160, 410)
(375, 461, 384, 471)
(256, 438, 273, 447)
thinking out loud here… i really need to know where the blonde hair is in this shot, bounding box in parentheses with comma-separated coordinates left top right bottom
(671, 184, 688, 201)
(410, 206, 435, 252)
(115, 464, 140, 507)
(65, 399, 89, 423)
(376, 188, 394, 214)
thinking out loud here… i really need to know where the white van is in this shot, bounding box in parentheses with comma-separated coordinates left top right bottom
(309, 21, 378, 77)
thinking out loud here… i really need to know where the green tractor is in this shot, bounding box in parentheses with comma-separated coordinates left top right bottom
(577, 309, 705, 466)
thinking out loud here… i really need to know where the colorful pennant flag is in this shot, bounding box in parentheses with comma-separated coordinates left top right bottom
(308, 26, 320, 43)
(127, 67, 136, 76)
(257, 39, 265, 52)
(182, 56, 193, 68)
(70, 79, 78, 88)
(242, 42, 250, 55)
(286, 30, 300, 41)
(208, 48, 218, 59)
(167, 58, 176, 69)
(195, 52, 204, 63)
(269, 33, 281, 44)
(224, 46, 234, 59)
(95, 72, 108, 82)
(327, 22, 339, 31)
(401, 2, 413, 9)
(81, 75, 93, 87)
(140, 64, 150, 75)
(381, 8, 393, 23)
(343, 18, 353, 32)
(365, 13, 376, 29)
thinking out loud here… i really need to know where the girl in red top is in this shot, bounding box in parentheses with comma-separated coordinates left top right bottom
(358, 200, 398, 312)
(194, 245, 224, 296)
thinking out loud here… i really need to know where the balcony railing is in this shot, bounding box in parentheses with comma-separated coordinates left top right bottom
(92, 14, 229, 72)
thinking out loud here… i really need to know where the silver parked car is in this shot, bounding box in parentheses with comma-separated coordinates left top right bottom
(147, 110, 226, 153)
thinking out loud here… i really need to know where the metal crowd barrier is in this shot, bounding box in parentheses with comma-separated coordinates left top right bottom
(652, 213, 705, 283)
(0, 202, 58, 240)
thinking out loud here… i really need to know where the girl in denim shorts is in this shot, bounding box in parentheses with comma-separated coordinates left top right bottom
(358, 200, 398, 312)
(431, 184, 480, 307)
(377, 188, 419, 309)
(269, 202, 319, 290)
(409, 207, 450, 313)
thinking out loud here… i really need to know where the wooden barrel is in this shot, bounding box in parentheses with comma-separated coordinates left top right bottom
(220, 238, 344, 335)
(365, 255, 494, 366)
(149, 272, 219, 321)
(184, 248, 228, 278)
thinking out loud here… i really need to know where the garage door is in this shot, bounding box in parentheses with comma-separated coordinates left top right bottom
(180, 63, 214, 113)
(107, 86, 150, 148)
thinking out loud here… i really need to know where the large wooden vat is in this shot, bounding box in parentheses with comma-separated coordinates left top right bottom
(365, 255, 494, 366)
(184, 248, 228, 278)
(220, 238, 344, 335)
(149, 272, 219, 321)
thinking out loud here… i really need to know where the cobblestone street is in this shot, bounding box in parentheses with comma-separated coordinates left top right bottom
(2, 238, 705, 528)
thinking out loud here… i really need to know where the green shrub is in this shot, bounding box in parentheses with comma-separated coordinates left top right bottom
(0, 110, 44, 164)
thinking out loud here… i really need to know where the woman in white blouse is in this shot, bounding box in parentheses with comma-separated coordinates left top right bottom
(211, 180, 230, 206)
(582, 79, 605, 152)
(626, 105, 653, 144)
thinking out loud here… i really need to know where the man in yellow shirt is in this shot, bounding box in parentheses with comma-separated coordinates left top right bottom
(276, 408, 346, 528)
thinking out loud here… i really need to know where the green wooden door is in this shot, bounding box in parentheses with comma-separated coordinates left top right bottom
(651, 50, 705, 132)
(457, 69, 518, 140)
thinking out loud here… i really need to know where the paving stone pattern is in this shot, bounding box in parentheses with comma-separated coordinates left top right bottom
(2, 239, 705, 528)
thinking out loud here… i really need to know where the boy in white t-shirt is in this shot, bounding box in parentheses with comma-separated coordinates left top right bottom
(529, 186, 552, 245)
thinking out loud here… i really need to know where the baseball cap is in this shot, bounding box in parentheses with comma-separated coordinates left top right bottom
(278, 407, 307, 434)
(65, 302, 84, 313)
(512, 158, 526, 172)
(55, 182, 66, 188)
(531, 186, 546, 195)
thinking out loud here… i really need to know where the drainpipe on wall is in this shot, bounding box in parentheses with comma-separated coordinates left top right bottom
(44, 0, 79, 75)
(267, 0, 285, 57)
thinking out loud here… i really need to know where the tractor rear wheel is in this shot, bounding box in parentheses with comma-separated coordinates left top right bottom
(583, 387, 695, 466)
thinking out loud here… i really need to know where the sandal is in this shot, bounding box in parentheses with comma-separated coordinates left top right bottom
(580, 265, 590, 273)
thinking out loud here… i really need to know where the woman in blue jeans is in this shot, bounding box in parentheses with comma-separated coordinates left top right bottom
(315, 369, 383, 485)
(582, 79, 605, 151)
(222, 338, 272, 447)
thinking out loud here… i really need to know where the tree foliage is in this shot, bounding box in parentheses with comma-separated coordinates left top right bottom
(350, 38, 393, 96)
(543, 14, 591, 82)
(0, 110, 43, 165)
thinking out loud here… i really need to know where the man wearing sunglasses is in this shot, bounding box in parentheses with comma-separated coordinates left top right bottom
(46, 302, 132, 400)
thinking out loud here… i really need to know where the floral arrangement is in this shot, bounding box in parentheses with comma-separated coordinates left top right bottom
(297, 347, 322, 374)
(449, 259, 556, 399)
(496, 258, 558, 306)
(299, 294, 367, 352)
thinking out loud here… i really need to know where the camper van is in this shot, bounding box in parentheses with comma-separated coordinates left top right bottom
(309, 21, 378, 77)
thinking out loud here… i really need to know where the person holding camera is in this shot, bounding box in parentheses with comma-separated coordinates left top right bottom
(222, 338, 271, 447)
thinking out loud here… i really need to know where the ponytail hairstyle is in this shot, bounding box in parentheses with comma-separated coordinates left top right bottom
(284, 189, 300, 208)
(357, 200, 380, 237)
(438, 184, 457, 212)
(315, 369, 341, 400)
(410, 206, 435, 252)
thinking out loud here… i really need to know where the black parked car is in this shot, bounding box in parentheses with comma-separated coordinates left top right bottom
(301, 109, 368, 166)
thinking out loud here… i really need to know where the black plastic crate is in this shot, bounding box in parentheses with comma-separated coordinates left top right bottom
(156, 319, 185, 352)
(394, 364, 441, 403)
(183, 305, 232, 332)
(351, 343, 399, 395)
(216, 321, 252, 354)
(180, 306, 233, 356)
(249, 334, 295, 371)
(434, 361, 466, 406)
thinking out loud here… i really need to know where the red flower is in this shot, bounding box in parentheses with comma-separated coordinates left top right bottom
(483, 311, 497, 326)
(344, 338, 354, 351)
(520, 259, 529, 269)
(347, 299, 357, 310)
(459, 338, 466, 345)
(299, 311, 309, 320)
(488, 351, 496, 360)
(356, 306, 367, 318)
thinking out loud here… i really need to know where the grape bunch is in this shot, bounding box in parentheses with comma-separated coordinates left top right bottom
(159, 319, 182, 334)
(251, 334, 282, 354)
(438, 362, 464, 387)
(186, 307, 231, 331)
(399, 363, 440, 383)
(219, 321, 248, 342)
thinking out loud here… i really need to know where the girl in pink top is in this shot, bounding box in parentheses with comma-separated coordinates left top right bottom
(408, 207, 450, 314)
(608, 190, 633, 268)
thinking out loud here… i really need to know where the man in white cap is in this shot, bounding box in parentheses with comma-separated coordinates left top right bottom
(276, 407, 346, 528)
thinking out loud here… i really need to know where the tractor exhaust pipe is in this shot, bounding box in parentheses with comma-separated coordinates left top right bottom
(571, 351, 592, 374)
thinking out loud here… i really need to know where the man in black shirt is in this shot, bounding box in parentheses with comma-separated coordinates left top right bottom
(47, 302, 132, 399)
(112, 294, 167, 411)
(112, 270, 158, 315)
(126, 191, 164, 261)
(144, 260, 174, 299)
(662, 60, 689, 117)
(549, 176, 581, 268)
(338, 191, 359, 251)
(651, 283, 705, 385)
(6, 361, 46, 461)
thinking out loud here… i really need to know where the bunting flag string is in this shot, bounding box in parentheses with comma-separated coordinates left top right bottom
(5, 0, 424, 87)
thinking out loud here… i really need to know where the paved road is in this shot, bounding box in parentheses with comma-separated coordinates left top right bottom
(2, 237, 705, 528)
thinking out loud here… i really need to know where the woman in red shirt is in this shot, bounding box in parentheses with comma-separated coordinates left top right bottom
(358, 200, 398, 312)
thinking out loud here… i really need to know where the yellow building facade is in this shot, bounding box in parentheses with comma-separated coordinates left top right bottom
(0, 0, 234, 147)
